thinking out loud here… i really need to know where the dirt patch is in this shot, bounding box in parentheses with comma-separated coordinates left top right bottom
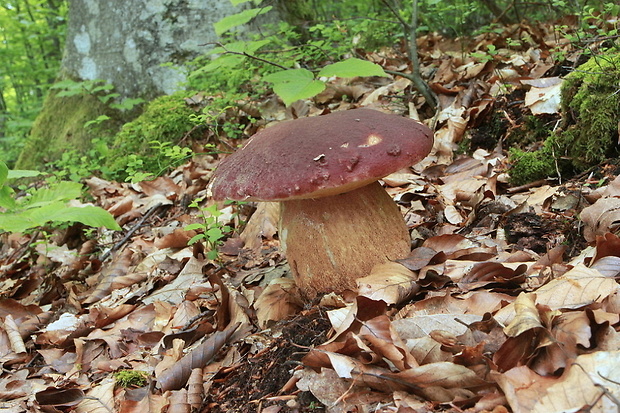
(204, 311, 331, 412)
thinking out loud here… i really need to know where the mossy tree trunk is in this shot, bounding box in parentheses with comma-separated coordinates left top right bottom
(17, 0, 279, 169)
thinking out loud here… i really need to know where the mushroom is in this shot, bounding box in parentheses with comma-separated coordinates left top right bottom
(211, 108, 434, 298)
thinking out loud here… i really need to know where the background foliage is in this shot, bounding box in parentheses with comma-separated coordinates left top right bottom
(0, 0, 617, 172)
(0, 0, 67, 166)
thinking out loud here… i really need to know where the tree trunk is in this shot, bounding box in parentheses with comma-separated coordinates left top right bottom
(17, 0, 278, 169)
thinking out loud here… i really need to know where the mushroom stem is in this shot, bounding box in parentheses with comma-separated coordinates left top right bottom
(279, 181, 411, 298)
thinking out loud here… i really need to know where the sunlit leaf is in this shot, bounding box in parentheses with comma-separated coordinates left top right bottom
(318, 58, 388, 78)
(263, 69, 325, 105)
(214, 6, 272, 36)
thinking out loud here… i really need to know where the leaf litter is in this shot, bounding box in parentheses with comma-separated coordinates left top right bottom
(2, 20, 620, 413)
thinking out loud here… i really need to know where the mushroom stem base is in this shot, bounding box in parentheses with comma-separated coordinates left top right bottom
(280, 181, 411, 298)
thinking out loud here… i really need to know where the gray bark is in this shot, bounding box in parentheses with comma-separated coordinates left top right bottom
(63, 0, 275, 99)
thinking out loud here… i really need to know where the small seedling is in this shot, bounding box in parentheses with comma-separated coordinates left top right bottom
(185, 199, 234, 261)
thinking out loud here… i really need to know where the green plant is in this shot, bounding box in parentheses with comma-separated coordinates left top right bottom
(113, 370, 148, 388)
(106, 93, 198, 181)
(50, 138, 111, 182)
(0, 161, 121, 233)
(185, 200, 240, 261)
(200, 0, 390, 106)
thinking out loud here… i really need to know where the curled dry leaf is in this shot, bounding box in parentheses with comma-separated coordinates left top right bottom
(359, 315, 419, 370)
(503, 293, 543, 337)
(255, 277, 303, 329)
(357, 262, 419, 305)
(240, 201, 280, 250)
(187, 368, 204, 410)
(3, 315, 26, 353)
(157, 323, 239, 392)
(580, 197, 620, 242)
(167, 389, 190, 413)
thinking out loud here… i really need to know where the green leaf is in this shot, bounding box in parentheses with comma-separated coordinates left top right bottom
(184, 223, 205, 231)
(318, 58, 388, 78)
(188, 233, 205, 245)
(214, 6, 272, 36)
(206, 227, 224, 242)
(0, 186, 16, 210)
(0, 201, 121, 232)
(84, 115, 111, 128)
(230, 0, 264, 6)
(44, 205, 121, 231)
(0, 162, 7, 186)
(207, 249, 219, 260)
(263, 69, 326, 106)
(7, 169, 42, 179)
(23, 181, 83, 209)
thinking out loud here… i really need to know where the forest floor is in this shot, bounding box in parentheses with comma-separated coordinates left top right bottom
(2, 19, 620, 413)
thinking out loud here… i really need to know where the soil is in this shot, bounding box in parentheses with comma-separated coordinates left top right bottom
(203, 310, 332, 412)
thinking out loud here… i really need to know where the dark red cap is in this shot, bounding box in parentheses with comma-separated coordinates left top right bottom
(211, 108, 434, 201)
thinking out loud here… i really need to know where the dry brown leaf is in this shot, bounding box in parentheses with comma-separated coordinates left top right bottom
(75, 379, 115, 413)
(535, 263, 618, 309)
(35, 387, 85, 407)
(531, 351, 620, 413)
(581, 197, 620, 242)
(255, 277, 302, 329)
(422, 234, 480, 257)
(3, 315, 26, 354)
(386, 362, 489, 402)
(496, 263, 619, 325)
(157, 323, 239, 392)
(495, 366, 557, 413)
(144, 255, 207, 306)
(187, 368, 204, 409)
(357, 262, 419, 305)
(240, 201, 280, 250)
(167, 389, 190, 413)
(392, 314, 483, 340)
(503, 293, 543, 337)
(295, 368, 386, 413)
(83, 248, 135, 305)
(169, 301, 201, 331)
(359, 315, 419, 370)
(523, 77, 562, 115)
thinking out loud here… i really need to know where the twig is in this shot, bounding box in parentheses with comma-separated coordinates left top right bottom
(212, 42, 291, 71)
(382, 0, 437, 111)
(100, 203, 163, 262)
(506, 179, 548, 194)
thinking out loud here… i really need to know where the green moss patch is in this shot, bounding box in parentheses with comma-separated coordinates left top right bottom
(106, 93, 199, 180)
(16, 91, 119, 170)
(510, 53, 620, 185)
(559, 53, 620, 169)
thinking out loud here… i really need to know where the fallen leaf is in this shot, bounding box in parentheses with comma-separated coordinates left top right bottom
(357, 262, 419, 305)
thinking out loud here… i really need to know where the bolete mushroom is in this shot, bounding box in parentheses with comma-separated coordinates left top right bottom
(211, 108, 433, 298)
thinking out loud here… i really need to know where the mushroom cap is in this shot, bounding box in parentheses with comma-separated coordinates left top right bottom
(211, 108, 434, 201)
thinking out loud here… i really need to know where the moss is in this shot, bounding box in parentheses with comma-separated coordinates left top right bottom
(558, 53, 620, 169)
(509, 135, 561, 186)
(106, 93, 197, 179)
(113, 370, 148, 388)
(15, 91, 122, 170)
(510, 53, 620, 185)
